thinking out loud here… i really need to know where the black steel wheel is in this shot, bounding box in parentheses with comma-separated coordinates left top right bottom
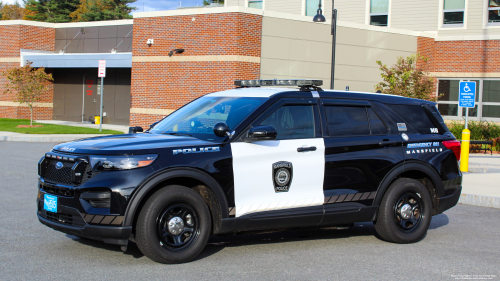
(136, 185, 211, 264)
(156, 203, 199, 252)
(393, 192, 424, 232)
(374, 178, 432, 244)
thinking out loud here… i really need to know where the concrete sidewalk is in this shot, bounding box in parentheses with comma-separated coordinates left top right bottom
(0, 131, 108, 142)
(461, 173, 500, 209)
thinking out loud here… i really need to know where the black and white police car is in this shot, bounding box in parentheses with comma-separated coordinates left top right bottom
(37, 79, 462, 264)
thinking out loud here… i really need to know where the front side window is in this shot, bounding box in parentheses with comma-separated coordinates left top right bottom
(248, 0, 263, 9)
(259, 105, 315, 140)
(443, 0, 465, 26)
(150, 96, 266, 141)
(489, 0, 500, 25)
(370, 0, 389, 26)
(306, 0, 322, 17)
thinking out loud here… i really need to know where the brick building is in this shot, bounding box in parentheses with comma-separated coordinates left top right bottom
(0, 4, 499, 127)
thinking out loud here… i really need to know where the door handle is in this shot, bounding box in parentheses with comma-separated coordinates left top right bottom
(297, 146, 317, 152)
(379, 141, 396, 147)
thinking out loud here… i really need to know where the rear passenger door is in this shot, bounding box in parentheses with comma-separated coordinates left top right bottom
(319, 100, 404, 210)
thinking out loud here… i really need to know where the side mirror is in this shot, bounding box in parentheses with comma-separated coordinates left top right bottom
(213, 122, 230, 137)
(129, 126, 144, 134)
(242, 125, 277, 142)
(149, 121, 160, 130)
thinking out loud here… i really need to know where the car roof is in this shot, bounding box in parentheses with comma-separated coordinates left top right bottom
(206, 87, 298, 98)
(206, 87, 436, 106)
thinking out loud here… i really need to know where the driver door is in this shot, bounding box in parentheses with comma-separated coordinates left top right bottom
(230, 98, 325, 227)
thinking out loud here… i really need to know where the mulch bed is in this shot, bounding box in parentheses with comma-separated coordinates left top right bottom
(16, 125, 43, 128)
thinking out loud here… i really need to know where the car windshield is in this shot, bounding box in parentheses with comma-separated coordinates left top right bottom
(149, 96, 267, 141)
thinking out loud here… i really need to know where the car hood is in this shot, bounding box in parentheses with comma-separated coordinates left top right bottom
(52, 133, 217, 155)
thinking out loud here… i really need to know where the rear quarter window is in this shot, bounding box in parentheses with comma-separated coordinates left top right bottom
(387, 104, 438, 134)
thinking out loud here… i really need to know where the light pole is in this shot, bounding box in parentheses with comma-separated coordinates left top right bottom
(313, 1, 336, 90)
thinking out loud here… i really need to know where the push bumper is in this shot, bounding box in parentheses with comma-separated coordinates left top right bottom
(437, 186, 462, 214)
(38, 214, 132, 245)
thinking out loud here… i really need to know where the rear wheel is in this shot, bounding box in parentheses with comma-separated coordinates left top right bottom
(135, 185, 211, 264)
(374, 178, 432, 243)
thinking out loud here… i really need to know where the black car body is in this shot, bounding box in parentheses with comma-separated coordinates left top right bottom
(37, 82, 462, 263)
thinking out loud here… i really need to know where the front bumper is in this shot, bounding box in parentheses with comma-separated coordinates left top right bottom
(437, 186, 462, 214)
(37, 193, 132, 246)
(38, 214, 132, 245)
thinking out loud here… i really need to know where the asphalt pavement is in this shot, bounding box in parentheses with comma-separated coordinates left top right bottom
(0, 142, 499, 281)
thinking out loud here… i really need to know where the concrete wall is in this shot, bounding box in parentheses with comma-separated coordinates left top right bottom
(390, 0, 439, 31)
(260, 16, 418, 92)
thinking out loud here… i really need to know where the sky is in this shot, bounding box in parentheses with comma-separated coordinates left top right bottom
(1, 0, 209, 13)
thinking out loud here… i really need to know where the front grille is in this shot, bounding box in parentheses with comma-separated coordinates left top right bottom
(45, 211, 73, 225)
(44, 160, 74, 185)
(41, 184, 75, 197)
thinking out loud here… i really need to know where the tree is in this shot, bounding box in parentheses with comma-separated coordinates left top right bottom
(375, 54, 436, 101)
(203, 0, 224, 5)
(69, 0, 136, 22)
(0, 1, 27, 20)
(24, 0, 80, 22)
(2, 62, 54, 126)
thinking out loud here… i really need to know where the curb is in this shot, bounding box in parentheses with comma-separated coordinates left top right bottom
(0, 135, 108, 142)
(466, 167, 500, 173)
(459, 194, 500, 209)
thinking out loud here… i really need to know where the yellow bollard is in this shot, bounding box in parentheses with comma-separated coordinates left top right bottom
(460, 129, 470, 172)
(95, 115, 100, 125)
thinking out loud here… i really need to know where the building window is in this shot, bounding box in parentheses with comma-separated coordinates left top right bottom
(248, 0, 263, 9)
(489, 0, 500, 24)
(443, 0, 465, 26)
(306, 0, 322, 17)
(437, 79, 500, 121)
(370, 0, 389, 26)
(248, 0, 262, 9)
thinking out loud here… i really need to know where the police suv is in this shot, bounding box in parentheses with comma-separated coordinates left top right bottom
(37, 80, 462, 264)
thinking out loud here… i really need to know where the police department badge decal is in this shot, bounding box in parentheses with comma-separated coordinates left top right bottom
(272, 161, 293, 192)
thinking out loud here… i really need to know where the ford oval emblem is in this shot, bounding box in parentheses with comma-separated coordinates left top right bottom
(55, 162, 64, 169)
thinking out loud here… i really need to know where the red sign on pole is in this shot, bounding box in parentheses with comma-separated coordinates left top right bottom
(98, 60, 106, 77)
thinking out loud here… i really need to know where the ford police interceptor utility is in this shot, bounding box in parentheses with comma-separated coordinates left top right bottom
(37, 79, 462, 264)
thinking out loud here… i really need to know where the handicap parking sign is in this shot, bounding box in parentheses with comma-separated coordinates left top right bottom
(459, 81, 476, 108)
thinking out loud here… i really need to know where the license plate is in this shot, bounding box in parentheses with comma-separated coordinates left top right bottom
(44, 194, 58, 213)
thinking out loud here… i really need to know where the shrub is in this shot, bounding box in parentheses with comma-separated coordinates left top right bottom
(447, 121, 500, 141)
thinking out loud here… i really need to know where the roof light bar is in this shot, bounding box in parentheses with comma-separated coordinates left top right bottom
(235, 79, 323, 87)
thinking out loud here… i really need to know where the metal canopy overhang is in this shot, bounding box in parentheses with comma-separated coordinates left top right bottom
(20, 49, 132, 68)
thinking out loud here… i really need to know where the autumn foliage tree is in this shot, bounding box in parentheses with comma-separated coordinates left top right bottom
(0, 1, 27, 20)
(69, 0, 136, 22)
(375, 54, 436, 101)
(2, 62, 54, 126)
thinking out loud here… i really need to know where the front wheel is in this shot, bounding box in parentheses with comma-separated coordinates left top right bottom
(135, 185, 211, 264)
(374, 178, 432, 244)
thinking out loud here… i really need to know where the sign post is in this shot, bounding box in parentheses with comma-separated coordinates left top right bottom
(98, 60, 106, 132)
(458, 81, 476, 172)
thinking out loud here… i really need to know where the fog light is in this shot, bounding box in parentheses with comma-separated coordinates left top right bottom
(80, 192, 111, 208)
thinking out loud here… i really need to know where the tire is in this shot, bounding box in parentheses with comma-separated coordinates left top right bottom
(374, 178, 432, 244)
(135, 185, 211, 264)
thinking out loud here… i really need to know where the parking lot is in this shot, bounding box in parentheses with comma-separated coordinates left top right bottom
(0, 142, 499, 280)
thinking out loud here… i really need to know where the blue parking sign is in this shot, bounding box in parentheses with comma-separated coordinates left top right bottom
(459, 81, 476, 108)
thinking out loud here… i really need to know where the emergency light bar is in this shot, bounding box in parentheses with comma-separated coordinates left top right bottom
(235, 79, 323, 87)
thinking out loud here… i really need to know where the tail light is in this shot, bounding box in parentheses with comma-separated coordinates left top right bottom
(442, 140, 461, 161)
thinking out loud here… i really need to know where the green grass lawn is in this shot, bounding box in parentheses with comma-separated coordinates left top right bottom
(0, 118, 124, 135)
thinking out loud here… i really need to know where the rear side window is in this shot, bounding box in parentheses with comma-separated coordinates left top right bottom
(324, 106, 388, 137)
(367, 108, 388, 135)
(387, 104, 437, 134)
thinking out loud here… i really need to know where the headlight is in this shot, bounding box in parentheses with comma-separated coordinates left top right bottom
(90, 154, 158, 170)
